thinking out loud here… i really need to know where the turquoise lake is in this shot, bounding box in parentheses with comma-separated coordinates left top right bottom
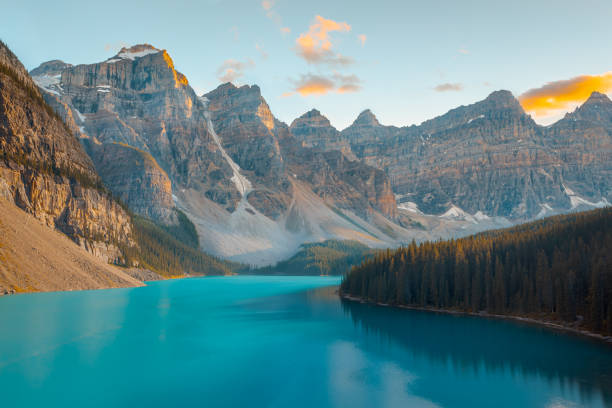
(0, 276, 610, 407)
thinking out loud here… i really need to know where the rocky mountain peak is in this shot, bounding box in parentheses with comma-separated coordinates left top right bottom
(113, 44, 161, 61)
(290, 109, 333, 130)
(567, 91, 612, 125)
(353, 109, 381, 127)
(484, 90, 521, 109)
(205, 83, 274, 130)
(584, 91, 611, 104)
(30, 60, 72, 77)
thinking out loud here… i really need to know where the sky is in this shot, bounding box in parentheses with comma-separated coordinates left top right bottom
(2, 0, 612, 129)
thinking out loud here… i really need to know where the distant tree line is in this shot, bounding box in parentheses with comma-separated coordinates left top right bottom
(252, 240, 374, 276)
(341, 208, 612, 335)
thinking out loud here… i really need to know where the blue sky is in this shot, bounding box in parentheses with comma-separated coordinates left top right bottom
(2, 0, 612, 129)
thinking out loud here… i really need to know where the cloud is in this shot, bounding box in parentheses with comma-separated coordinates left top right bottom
(458, 48, 469, 55)
(519, 72, 612, 117)
(295, 15, 352, 65)
(281, 27, 291, 34)
(358, 34, 367, 47)
(261, 0, 286, 30)
(255, 43, 268, 59)
(285, 72, 361, 96)
(434, 83, 464, 92)
(216, 59, 255, 83)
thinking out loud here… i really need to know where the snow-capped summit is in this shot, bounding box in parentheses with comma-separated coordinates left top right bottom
(108, 44, 161, 62)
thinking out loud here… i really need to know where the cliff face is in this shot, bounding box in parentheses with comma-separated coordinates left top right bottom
(203, 83, 291, 217)
(89, 142, 176, 224)
(0, 41, 133, 263)
(275, 120, 396, 219)
(204, 83, 398, 220)
(289, 109, 355, 159)
(341, 90, 611, 220)
(542, 92, 612, 205)
(33, 44, 238, 215)
(0, 198, 142, 294)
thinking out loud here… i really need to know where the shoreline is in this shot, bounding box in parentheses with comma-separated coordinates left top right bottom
(340, 293, 612, 345)
(0, 272, 225, 297)
(0, 273, 334, 297)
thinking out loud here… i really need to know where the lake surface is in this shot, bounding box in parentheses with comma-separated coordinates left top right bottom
(0, 276, 611, 407)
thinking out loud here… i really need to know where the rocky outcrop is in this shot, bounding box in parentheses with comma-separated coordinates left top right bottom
(542, 92, 612, 205)
(275, 120, 397, 219)
(203, 83, 291, 216)
(289, 109, 354, 159)
(342, 109, 399, 160)
(204, 83, 397, 220)
(89, 142, 177, 224)
(0, 197, 142, 294)
(0, 40, 133, 263)
(342, 90, 611, 220)
(32, 44, 240, 215)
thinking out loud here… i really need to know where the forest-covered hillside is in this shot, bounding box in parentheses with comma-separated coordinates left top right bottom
(340, 208, 612, 335)
(121, 215, 242, 277)
(251, 240, 374, 275)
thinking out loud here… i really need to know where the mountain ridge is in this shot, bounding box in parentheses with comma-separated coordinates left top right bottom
(27, 43, 611, 266)
(30, 44, 421, 265)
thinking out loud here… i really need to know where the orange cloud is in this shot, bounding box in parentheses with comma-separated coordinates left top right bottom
(358, 34, 367, 47)
(519, 72, 612, 117)
(295, 75, 335, 96)
(281, 27, 291, 34)
(261, 0, 284, 28)
(296, 15, 352, 65)
(285, 73, 361, 96)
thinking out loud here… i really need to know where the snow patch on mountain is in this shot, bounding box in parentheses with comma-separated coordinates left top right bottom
(32, 74, 62, 96)
(441, 204, 477, 223)
(397, 201, 423, 215)
(467, 114, 485, 124)
(536, 203, 554, 219)
(473, 211, 491, 221)
(73, 108, 86, 123)
(563, 184, 610, 209)
(200, 96, 252, 197)
(117, 48, 160, 61)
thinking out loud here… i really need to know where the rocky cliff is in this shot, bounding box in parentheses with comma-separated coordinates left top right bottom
(289, 109, 355, 159)
(542, 92, 612, 208)
(0, 40, 133, 263)
(32, 44, 238, 215)
(89, 142, 176, 224)
(341, 90, 611, 220)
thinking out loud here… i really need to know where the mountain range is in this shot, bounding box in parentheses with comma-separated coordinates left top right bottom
(2, 41, 610, 279)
